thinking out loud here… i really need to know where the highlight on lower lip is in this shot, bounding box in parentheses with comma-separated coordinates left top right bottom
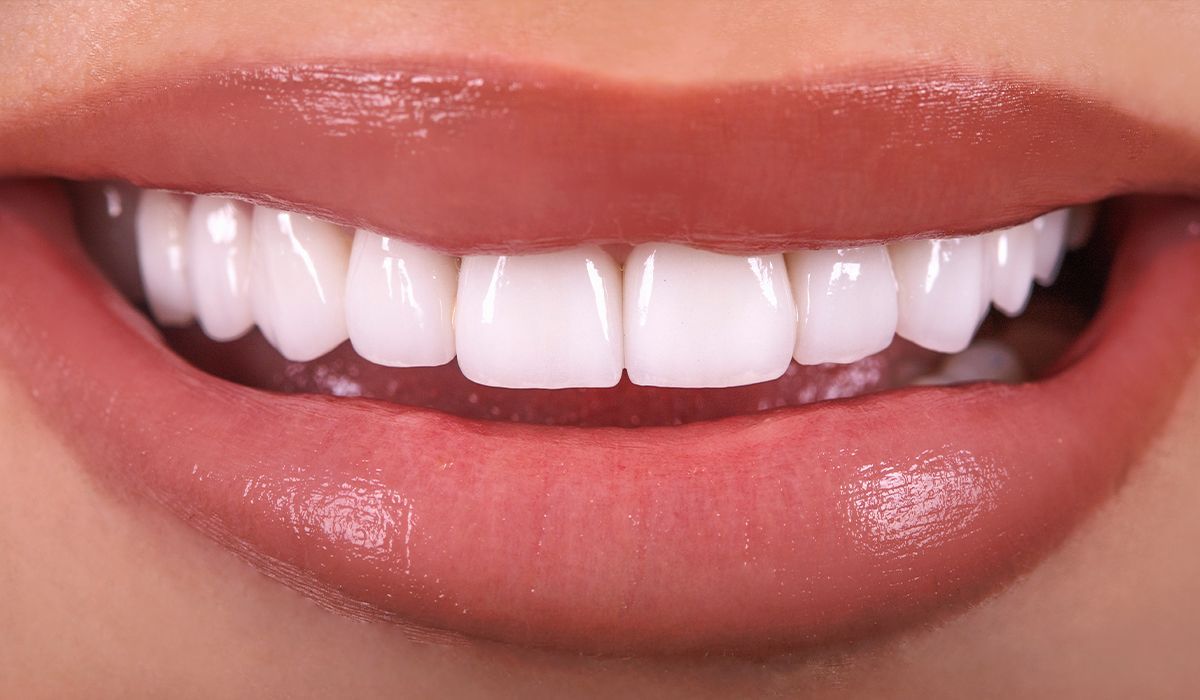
(4, 180, 1200, 654)
(3, 59, 1200, 254)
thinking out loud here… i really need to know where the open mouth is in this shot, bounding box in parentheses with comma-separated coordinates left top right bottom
(2, 58, 1200, 656)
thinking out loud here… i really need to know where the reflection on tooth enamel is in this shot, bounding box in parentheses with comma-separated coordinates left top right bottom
(249, 206, 351, 362)
(455, 246, 623, 389)
(1033, 208, 1071, 286)
(624, 243, 796, 388)
(890, 236, 987, 354)
(786, 245, 897, 365)
(186, 195, 254, 341)
(986, 222, 1036, 316)
(345, 230, 457, 367)
(135, 189, 194, 326)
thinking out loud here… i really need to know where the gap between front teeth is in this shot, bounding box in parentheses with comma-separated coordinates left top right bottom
(134, 189, 1089, 389)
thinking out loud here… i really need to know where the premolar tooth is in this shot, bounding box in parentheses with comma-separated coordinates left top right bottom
(186, 195, 254, 341)
(986, 223, 1036, 316)
(890, 236, 987, 354)
(624, 243, 796, 388)
(249, 206, 351, 362)
(456, 246, 623, 389)
(135, 190, 194, 326)
(345, 230, 457, 367)
(1032, 209, 1070, 286)
(786, 245, 897, 365)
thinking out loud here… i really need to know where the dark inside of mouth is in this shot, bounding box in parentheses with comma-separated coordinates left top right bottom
(69, 179, 1108, 428)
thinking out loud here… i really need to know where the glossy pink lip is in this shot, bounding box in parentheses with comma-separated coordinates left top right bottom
(3, 61, 1200, 253)
(4, 179, 1200, 654)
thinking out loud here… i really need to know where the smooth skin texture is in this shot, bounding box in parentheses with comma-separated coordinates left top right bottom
(2, 1, 1199, 697)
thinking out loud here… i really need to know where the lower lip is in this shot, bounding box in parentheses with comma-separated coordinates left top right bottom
(4, 179, 1200, 655)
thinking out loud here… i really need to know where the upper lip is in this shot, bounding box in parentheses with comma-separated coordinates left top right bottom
(4, 57, 1200, 657)
(2, 58, 1200, 253)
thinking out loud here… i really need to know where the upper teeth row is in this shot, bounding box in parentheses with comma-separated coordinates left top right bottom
(135, 190, 1087, 389)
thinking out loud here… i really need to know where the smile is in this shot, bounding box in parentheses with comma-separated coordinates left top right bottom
(3, 58, 1200, 656)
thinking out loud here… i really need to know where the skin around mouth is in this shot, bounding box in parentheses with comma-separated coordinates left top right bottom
(3, 177, 1200, 654)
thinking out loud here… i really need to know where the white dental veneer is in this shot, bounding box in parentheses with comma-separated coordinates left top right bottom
(455, 245, 624, 389)
(786, 245, 897, 365)
(1033, 208, 1071, 285)
(249, 206, 352, 362)
(624, 243, 796, 388)
(186, 195, 255, 340)
(890, 236, 987, 354)
(135, 189, 194, 326)
(127, 183, 1089, 389)
(345, 230, 457, 367)
(986, 222, 1036, 317)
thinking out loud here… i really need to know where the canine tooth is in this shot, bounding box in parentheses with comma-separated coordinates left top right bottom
(345, 230, 457, 367)
(1032, 209, 1071, 286)
(786, 245, 897, 365)
(987, 223, 1036, 316)
(249, 206, 351, 362)
(624, 243, 795, 388)
(186, 195, 254, 341)
(135, 190, 194, 326)
(456, 246, 623, 389)
(890, 236, 987, 354)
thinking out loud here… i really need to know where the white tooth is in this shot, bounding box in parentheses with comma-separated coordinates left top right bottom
(910, 372, 955, 387)
(986, 223, 1036, 316)
(1066, 203, 1097, 251)
(455, 246, 622, 389)
(889, 236, 987, 354)
(186, 195, 254, 341)
(249, 206, 351, 362)
(135, 190, 194, 326)
(345, 230, 457, 367)
(624, 243, 796, 388)
(786, 245, 897, 365)
(910, 340, 1024, 387)
(939, 339, 1025, 384)
(1032, 209, 1070, 286)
